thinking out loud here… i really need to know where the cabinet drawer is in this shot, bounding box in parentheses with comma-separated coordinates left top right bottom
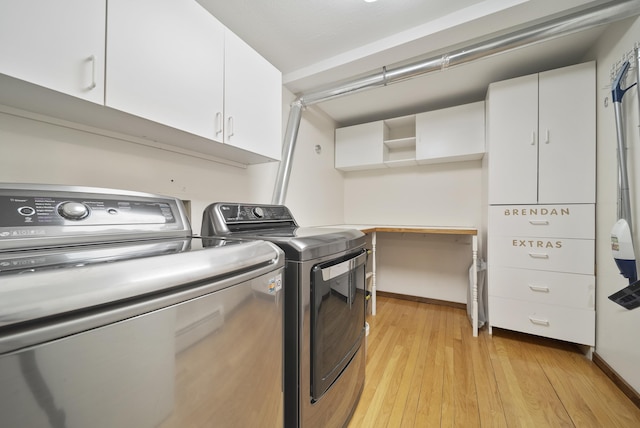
(488, 236, 594, 274)
(489, 204, 594, 238)
(488, 267, 594, 309)
(489, 296, 595, 345)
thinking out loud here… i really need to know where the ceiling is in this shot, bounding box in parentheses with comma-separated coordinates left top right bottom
(197, 0, 628, 126)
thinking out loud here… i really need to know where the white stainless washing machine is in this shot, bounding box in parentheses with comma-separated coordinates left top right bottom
(0, 184, 285, 428)
(201, 202, 366, 428)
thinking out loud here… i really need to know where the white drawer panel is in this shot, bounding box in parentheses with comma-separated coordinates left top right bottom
(488, 267, 594, 309)
(489, 296, 595, 345)
(489, 204, 594, 239)
(488, 236, 594, 274)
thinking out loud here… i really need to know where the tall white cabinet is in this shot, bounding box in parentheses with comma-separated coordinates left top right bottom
(486, 62, 596, 347)
(488, 62, 596, 204)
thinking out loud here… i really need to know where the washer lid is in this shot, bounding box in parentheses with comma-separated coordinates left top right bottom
(0, 238, 283, 332)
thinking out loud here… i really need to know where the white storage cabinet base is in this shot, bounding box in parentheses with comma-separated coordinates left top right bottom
(489, 296, 595, 346)
(489, 267, 595, 308)
(488, 236, 594, 275)
(489, 204, 595, 239)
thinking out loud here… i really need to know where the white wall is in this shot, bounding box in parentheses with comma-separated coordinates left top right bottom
(249, 89, 345, 226)
(0, 110, 253, 234)
(343, 158, 483, 303)
(343, 160, 482, 226)
(0, 87, 344, 233)
(590, 16, 640, 395)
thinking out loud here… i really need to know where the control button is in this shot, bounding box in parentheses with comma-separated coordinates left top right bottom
(58, 201, 90, 220)
(107, 208, 118, 215)
(252, 207, 264, 218)
(18, 206, 36, 216)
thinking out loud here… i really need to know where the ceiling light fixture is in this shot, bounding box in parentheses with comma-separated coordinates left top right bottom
(364, 0, 377, 3)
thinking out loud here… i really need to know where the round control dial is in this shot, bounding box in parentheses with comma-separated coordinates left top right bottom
(58, 201, 90, 220)
(252, 207, 264, 219)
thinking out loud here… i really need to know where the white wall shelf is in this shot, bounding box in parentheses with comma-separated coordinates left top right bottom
(336, 103, 485, 171)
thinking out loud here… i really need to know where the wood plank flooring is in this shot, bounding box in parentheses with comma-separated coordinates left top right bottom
(347, 296, 640, 427)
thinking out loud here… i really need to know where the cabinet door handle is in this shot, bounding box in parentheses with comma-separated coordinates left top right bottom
(529, 316, 550, 326)
(215, 112, 223, 136)
(529, 285, 550, 293)
(544, 129, 550, 144)
(530, 131, 536, 145)
(227, 116, 234, 138)
(87, 55, 97, 90)
(529, 220, 549, 225)
(528, 252, 549, 259)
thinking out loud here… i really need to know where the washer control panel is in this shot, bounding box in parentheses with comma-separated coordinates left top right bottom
(0, 184, 191, 251)
(1, 195, 175, 227)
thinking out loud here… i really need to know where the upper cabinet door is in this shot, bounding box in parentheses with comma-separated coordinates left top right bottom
(106, 0, 224, 140)
(538, 62, 595, 204)
(335, 121, 388, 171)
(223, 29, 282, 160)
(415, 101, 485, 164)
(487, 74, 539, 205)
(0, 0, 105, 104)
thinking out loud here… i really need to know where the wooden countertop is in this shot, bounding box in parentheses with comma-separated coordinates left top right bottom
(323, 224, 478, 235)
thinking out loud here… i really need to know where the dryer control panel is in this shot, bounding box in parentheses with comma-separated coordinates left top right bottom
(218, 204, 294, 223)
(201, 203, 298, 235)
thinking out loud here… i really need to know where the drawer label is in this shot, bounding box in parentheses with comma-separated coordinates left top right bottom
(512, 239, 562, 249)
(503, 207, 571, 216)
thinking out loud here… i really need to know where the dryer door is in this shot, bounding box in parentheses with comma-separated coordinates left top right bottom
(310, 249, 366, 400)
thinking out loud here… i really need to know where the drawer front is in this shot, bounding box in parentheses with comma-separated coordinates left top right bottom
(489, 204, 594, 239)
(488, 236, 594, 274)
(488, 267, 594, 309)
(489, 296, 595, 346)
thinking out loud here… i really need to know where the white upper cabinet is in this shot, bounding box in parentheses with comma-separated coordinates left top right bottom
(0, 0, 282, 164)
(537, 63, 595, 204)
(415, 101, 485, 164)
(487, 74, 539, 204)
(335, 104, 486, 171)
(335, 121, 388, 171)
(223, 29, 282, 160)
(0, 0, 106, 104)
(487, 62, 595, 205)
(106, 0, 224, 141)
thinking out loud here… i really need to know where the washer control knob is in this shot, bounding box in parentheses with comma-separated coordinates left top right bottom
(252, 207, 264, 219)
(58, 201, 90, 220)
(18, 206, 36, 216)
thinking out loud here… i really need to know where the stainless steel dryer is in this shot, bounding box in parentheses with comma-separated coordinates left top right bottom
(0, 184, 285, 428)
(201, 203, 367, 428)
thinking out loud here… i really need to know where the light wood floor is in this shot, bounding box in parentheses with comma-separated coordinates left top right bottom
(347, 296, 640, 428)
